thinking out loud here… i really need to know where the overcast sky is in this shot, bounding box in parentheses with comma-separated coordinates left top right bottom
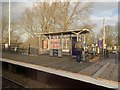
(1, 0, 120, 2)
(1, 0, 118, 25)
(90, 2, 118, 33)
(0, 0, 119, 41)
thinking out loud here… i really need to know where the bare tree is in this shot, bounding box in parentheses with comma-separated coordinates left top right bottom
(98, 25, 118, 46)
(20, 1, 94, 48)
(56, 2, 93, 31)
(20, 8, 39, 47)
(21, 1, 93, 33)
(0, 17, 22, 44)
(1, 17, 8, 42)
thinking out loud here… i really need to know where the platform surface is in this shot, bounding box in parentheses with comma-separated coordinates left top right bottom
(1, 53, 119, 89)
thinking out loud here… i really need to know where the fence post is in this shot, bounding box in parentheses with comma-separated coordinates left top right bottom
(118, 51, 120, 61)
(8, 45, 11, 52)
(28, 44, 31, 55)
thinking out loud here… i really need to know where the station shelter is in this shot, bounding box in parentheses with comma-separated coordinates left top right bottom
(39, 29, 91, 57)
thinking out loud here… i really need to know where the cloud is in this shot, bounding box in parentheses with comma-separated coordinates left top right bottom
(0, 2, 2, 19)
(1, 1, 118, 25)
(1, 2, 33, 21)
(90, 14, 117, 36)
(90, 2, 118, 28)
(90, 2, 118, 32)
(1, 0, 37, 2)
(90, 14, 118, 25)
(91, 2, 118, 17)
(95, 0, 119, 2)
(1, 0, 119, 2)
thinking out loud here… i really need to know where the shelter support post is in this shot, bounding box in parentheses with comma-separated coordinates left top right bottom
(70, 34, 72, 55)
(38, 34, 40, 55)
(77, 33, 79, 42)
(48, 34, 51, 50)
(39, 34, 43, 54)
(83, 34, 86, 50)
(82, 34, 86, 61)
(61, 33, 63, 50)
(72, 31, 81, 42)
(39, 34, 41, 54)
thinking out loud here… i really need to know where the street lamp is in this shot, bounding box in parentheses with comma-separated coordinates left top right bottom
(103, 18, 107, 58)
(103, 18, 106, 49)
(8, 0, 11, 48)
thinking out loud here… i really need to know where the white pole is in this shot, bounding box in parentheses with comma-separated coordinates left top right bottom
(103, 18, 106, 49)
(77, 34, 79, 42)
(61, 34, 63, 50)
(48, 34, 50, 50)
(8, 0, 11, 46)
(83, 34, 86, 50)
(83, 34, 85, 61)
(38, 34, 40, 54)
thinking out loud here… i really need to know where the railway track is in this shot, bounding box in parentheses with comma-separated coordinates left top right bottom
(2, 76, 27, 88)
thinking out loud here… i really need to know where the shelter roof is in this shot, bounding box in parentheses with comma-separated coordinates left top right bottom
(40, 29, 91, 36)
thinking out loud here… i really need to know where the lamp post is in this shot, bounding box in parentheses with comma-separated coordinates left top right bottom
(103, 18, 106, 49)
(103, 18, 106, 58)
(8, 0, 11, 50)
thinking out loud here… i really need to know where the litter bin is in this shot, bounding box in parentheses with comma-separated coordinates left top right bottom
(53, 49, 58, 56)
(49, 49, 62, 57)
